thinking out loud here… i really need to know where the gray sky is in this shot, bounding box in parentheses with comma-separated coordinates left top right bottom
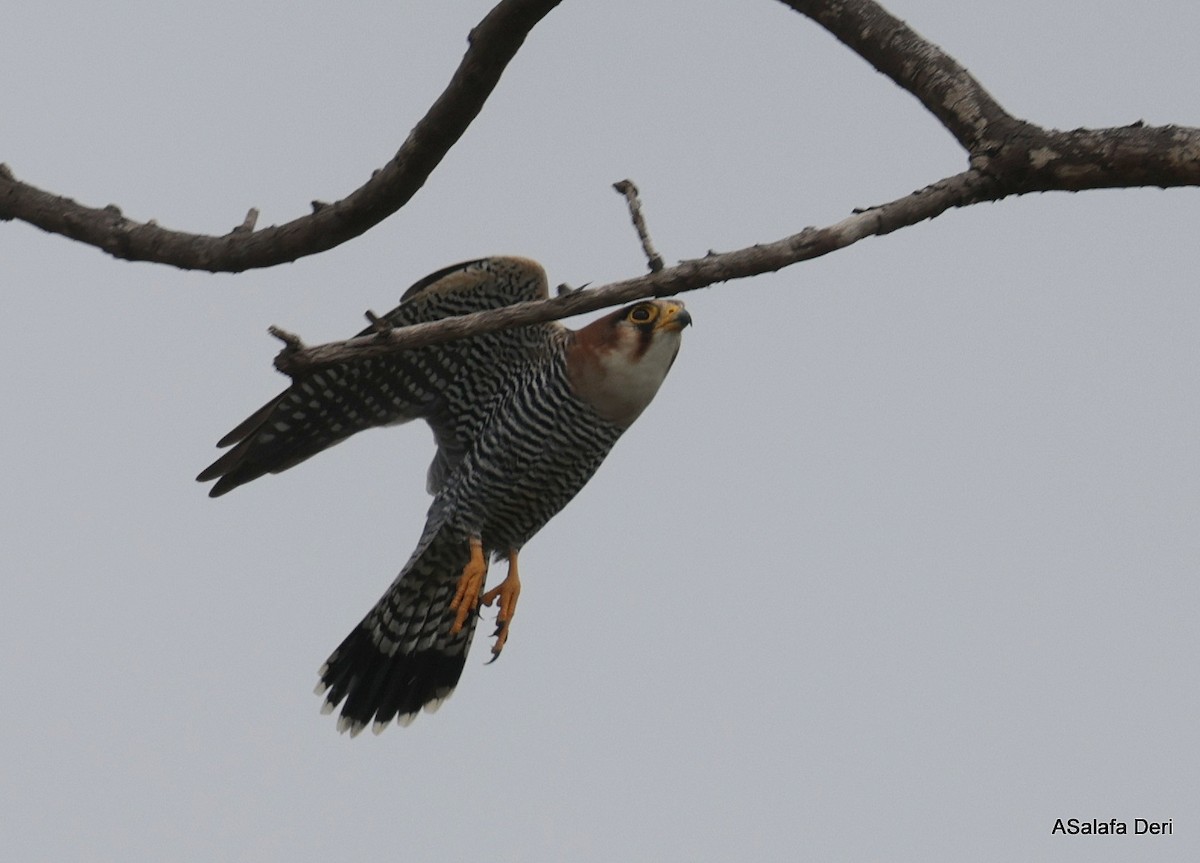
(3, 1, 1197, 860)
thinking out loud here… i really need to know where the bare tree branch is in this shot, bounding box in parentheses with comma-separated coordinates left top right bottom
(0, 0, 561, 271)
(275, 169, 998, 376)
(270, 0, 1200, 375)
(3, 0, 1198, 351)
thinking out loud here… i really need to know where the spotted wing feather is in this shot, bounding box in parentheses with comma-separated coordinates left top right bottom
(197, 257, 555, 497)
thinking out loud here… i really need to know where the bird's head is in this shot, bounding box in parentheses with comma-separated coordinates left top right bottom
(566, 299, 691, 428)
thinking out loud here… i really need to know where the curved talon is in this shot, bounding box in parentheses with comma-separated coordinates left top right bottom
(449, 536, 487, 634)
(484, 626, 507, 665)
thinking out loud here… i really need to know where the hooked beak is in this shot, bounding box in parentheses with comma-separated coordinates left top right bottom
(654, 301, 692, 333)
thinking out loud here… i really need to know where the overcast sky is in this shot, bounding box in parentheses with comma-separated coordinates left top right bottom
(3, 1, 1198, 860)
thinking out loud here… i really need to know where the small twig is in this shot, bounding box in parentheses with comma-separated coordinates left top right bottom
(232, 208, 259, 234)
(613, 179, 664, 272)
(268, 326, 307, 375)
(363, 310, 392, 333)
(268, 326, 303, 348)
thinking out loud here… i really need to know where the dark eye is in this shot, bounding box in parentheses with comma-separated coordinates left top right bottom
(629, 304, 656, 324)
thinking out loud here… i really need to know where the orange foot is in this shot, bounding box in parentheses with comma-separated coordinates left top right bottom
(482, 548, 521, 661)
(449, 536, 487, 635)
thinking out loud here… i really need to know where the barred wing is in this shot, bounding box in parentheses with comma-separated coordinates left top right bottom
(197, 256, 558, 497)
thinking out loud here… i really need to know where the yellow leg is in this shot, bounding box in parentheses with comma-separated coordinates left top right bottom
(481, 548, 521, 658)
(449, 536, 486, 635)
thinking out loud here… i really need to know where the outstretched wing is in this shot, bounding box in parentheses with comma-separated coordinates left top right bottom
(197, 256, 558, 497)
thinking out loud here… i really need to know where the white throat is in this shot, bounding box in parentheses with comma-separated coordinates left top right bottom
(580, 330, 682, 427)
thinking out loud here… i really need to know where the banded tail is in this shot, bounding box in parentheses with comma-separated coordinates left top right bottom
(316, 527, 486, 735)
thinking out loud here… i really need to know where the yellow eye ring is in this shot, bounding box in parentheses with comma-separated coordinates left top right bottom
(629, 304, 656, 323)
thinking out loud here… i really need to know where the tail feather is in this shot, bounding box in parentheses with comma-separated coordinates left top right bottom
(316, 528, 485, 735)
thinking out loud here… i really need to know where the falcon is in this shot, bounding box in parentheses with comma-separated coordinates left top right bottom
(198, 256, 690, 735)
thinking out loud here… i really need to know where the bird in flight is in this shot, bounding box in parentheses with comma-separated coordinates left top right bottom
(198, 257, 690, 735)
